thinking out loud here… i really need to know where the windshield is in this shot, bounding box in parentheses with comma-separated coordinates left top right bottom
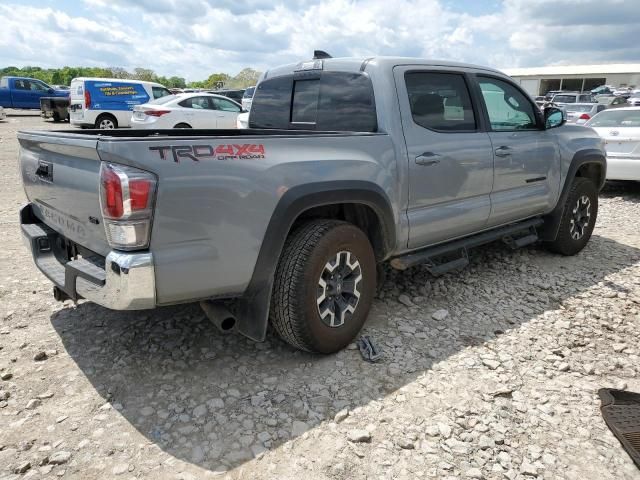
(567, 105, 593, 113)
(243, 86, 256, 98)
(587, 110, 640, 127)
(149, 94, 177, 105)
(553, 95, 576, 103)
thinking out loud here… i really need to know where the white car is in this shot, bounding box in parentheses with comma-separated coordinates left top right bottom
(131, 93, 242, 129)
(585, 107, 640, 181)
(236, 111, 249, 129)
(0, 106, 5, 121)
(241, 86, 256, 111)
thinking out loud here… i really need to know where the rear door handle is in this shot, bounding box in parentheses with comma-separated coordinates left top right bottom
(415, 152, 441, 166)
(494, 146, 512, 157)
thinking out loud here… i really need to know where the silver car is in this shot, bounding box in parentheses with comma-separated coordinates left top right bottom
(628, 94, 640, 107)
(565, 103, 606, 125)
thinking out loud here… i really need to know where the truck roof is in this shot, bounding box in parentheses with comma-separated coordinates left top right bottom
(263, 56, 506, 79)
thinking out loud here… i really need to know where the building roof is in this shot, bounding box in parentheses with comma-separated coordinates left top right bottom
(504, 64, 640, 77)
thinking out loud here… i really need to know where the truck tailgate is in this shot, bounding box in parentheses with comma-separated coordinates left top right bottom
(18, 131, 110, 256)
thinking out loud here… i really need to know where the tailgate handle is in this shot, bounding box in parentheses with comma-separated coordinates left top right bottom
(35, 161, 53, 182)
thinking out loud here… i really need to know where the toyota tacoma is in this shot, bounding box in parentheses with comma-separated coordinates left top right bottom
(18, 55, 606, 353)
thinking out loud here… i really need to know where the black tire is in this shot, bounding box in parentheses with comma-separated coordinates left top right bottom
(270, 220, 376, 353)
(545, 177, 598, 256)
(95, 114, 117, 129)
(174, 123, 192, 128)
(52, 112, 61, 122)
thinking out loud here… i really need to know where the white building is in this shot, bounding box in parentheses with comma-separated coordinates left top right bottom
(503, 64, 640, 96)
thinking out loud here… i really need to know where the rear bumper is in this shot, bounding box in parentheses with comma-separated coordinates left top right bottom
(20, 204, 156, 310)
(606, 157, 640, 181)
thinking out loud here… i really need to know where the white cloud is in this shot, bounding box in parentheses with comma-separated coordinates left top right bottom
(1, 0, 639, 81)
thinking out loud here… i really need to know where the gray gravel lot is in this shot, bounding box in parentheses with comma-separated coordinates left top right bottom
(1, 111, 640, 479)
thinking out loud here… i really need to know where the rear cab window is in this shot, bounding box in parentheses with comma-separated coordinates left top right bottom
(250, 71, 377, 132)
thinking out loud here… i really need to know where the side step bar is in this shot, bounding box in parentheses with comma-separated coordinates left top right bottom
(390, 218, 544, 273)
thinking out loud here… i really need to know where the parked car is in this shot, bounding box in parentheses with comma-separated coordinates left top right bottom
(40, 96, 70, 122)
(242, 86, 256, 111)
(627, 94, 640, 107)
(613, 87, 633, 98)
(551, 92, 597, 105)
(585, 107, 640, 181)
(544, 90, 565, 101)
(0, 106, 5, 121)
(211, 89, 245, 103)
(18, 55, 606, 354)
(591, 85, 615, 95)
(565, 103, 606, 125)
(130, 92, 242, 129)
(0, 76, 68, 110)
(69, 78, 172, 129)
(597, 95, 628, 109)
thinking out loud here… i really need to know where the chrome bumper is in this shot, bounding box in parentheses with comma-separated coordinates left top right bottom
(20, 204, 156, 310)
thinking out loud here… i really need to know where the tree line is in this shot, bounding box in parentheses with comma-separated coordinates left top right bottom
(0, 66, 262, 89)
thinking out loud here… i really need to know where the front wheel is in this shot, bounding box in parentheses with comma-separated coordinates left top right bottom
(270, 220, 376, 353)
(545, 177, 598, 256)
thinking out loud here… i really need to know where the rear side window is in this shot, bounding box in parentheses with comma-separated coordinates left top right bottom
(250, 72, 377, 132)
(404, 72, 476, 131)
(211, 97, 241, 112)
(0, 78, 7, 88)
(179, 96, 211, 109)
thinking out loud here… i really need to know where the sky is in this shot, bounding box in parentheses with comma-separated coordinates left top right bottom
(0, 0, 639, 81)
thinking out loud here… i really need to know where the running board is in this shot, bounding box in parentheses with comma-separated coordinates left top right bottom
(391, 218, 543, 272)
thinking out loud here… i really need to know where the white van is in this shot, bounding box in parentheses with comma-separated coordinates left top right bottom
(69, 78, 171, 129)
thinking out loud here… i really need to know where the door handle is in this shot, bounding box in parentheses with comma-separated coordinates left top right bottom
(494, 146, 512, 157)
(415, 152, 441, 166)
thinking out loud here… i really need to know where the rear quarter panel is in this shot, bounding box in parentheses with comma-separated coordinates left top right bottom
(97, 133, 399, 305)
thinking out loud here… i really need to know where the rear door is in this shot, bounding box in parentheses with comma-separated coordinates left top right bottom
(393, 66, 494, 248)
(472, 75, 560, 226)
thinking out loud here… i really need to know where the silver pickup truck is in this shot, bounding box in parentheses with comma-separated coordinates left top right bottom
(18, 55, 606, 353)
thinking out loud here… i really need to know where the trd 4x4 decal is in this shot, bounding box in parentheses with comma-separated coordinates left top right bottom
(149, 144, 265, 162)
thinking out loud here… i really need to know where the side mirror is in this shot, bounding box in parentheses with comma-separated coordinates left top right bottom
(48, 88, 54, 94)
(544, 107, 565, 129)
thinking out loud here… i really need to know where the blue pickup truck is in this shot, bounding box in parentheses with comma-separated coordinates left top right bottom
(0, 76, 68, 109)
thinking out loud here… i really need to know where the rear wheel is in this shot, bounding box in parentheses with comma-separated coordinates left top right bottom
(95, 114, 117, 129)
(174, 123, 191, 128)
(270, 220, 376, 353)
(545, 177, 598, 255)
(52, 112, 62, 122)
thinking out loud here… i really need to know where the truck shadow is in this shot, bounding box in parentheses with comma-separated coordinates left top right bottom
(49, 232, 640, 474)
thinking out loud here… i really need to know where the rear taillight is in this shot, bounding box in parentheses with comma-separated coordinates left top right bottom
(144, 110, 171, 117)
(99, 163, 157, 250)
(579, 113, 591, 120)
(84, 89, 91, 109)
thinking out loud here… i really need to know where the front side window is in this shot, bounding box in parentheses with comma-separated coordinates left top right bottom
(30, 81, 49, 92)
(478, 77, 538, 131)
(211, 97, 241, 112)
(405, 72, 476, 131)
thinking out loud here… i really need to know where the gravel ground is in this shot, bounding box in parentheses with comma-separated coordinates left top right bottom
(1, 111, 640, 480)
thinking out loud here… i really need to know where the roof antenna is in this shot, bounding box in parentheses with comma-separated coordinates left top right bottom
(313, 50, 332, 60)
